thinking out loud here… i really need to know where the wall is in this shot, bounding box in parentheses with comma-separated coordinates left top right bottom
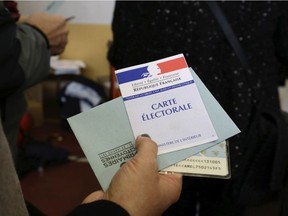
(18, 1, 116, 80)
(17, 1, 115, 24)
(61, 23, 112, 80)
(18, 1, 116, 124)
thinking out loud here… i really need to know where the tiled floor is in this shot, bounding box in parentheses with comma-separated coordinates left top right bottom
(20, 123, 101, 216)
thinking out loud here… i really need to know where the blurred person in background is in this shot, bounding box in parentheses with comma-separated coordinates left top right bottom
(0, 1, 68, 214)
(0, 2, 182, 215)
(108, 1, 288, 216)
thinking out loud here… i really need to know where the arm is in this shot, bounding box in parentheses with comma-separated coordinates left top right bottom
(17, 12, 68, 89)
(0, 0, 68, 170)
(15, 21, 51, 89)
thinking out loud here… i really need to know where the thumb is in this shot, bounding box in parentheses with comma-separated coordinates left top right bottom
(159, 173, 183, 203)
(135, 135, 158, 160)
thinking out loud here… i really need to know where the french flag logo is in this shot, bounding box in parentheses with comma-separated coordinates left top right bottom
(116, 55, 188, 84)
(158, 56, 188, 74)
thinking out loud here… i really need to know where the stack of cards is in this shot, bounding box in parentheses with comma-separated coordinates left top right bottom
(68, 54, 240, 190)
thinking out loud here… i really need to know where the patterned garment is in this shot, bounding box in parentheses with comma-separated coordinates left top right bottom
(108, 1, 288, 176)
(108, 2, 288, 215)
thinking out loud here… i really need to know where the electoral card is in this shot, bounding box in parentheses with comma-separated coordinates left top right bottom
(115, 54, 218, 155)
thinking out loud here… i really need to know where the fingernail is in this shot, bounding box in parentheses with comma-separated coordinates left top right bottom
(120, 162, 126, 167)
(140, 133, 151, 138)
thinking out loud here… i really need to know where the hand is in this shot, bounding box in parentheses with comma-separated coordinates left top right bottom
(83, 136, 182, 216)
(23, 13, 68, 55)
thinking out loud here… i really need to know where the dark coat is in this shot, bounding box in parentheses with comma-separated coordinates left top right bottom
(108, 1, 288, 214)
(108, 1, 288, 176)
(0, 1, 50, 215)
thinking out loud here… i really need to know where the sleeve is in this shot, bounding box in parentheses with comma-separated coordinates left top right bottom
(67, 200, 130, 216)
(16, 23, 51, 90)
